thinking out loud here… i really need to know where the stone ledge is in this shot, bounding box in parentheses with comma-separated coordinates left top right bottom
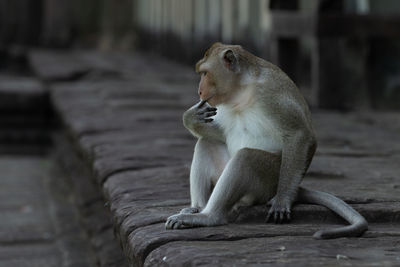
(40, 50, 400, 266)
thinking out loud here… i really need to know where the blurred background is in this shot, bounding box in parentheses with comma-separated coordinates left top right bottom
(0, 2, 400, 265)
(1, 0, 400, 110)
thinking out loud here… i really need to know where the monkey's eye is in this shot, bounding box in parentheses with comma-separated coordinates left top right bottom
(201, 71, 207, 76)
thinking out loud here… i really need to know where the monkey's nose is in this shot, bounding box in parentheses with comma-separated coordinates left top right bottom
(198, 91, 202, 96)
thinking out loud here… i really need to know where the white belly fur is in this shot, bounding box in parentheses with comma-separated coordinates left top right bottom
(214, 104, 283, 156)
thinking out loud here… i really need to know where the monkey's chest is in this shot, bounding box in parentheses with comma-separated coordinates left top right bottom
(216, 109, 283, 156)
(225, 124, 282, 156)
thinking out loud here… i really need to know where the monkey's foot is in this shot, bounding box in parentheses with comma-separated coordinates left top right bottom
(165, 213, 226, 230)
(179, 207, 200, 214)
(266, 196, 292, 223)
(165, 214, 193, 229)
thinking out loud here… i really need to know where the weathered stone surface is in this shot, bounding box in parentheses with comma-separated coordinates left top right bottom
(145, 235, 400, 266)
(306, 155, 400, 201)
(0, 156, 95, 267)
(0, 243, 61, 267)
(0, 75, 46, 112)
(53, 133, 129, 267)
(47, 51, 400, 266)
(0, 75, 51, 153)
(29, 50, 92, 81)
(130, 223, 321, 266)
(29, 50, 197, 83)
(0, 66, 127, 265)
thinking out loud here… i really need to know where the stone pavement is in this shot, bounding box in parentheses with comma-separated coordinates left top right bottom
(0, 156, 95, 267)
(30, 50, 400, 266)
(0, 72, 128, 267)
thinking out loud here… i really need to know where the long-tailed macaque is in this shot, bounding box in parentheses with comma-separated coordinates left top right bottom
(166, 43, 367, 239)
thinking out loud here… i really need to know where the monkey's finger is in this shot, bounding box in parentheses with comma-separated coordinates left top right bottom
(198, 100, 207, 108)
(265, 211, 272, 223)
(279, 211, 284, 223)
(203, 118, 213, 123)
(286, 211, 291, 221)
(205, 111, 217, 117)
(197, 107, 216, 115)
(171, 220, 180, 229)
(168, 220, 176, 229)
(172, 221, 179, 229)
(273, 211, 278, 223)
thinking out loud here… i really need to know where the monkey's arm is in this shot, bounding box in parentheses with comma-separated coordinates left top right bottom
(183, 100, 225, 142)
(267, 128, 317, 223)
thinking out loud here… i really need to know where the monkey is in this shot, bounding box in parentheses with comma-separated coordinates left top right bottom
(165, 43, 367, 239)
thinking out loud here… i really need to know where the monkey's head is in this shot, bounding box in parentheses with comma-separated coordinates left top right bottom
(195, 43, 244, 106)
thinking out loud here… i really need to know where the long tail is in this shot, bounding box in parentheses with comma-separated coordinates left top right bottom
(298, 187, 368, 239)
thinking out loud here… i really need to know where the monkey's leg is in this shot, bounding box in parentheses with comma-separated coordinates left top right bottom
(202, 148, 280, 217)
(180, 138, 229, 214)
(166, 148, 280, 229)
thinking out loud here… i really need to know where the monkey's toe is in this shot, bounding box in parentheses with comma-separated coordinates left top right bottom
(165, 215, 179, 229)
(266, 198, 292, 223)
(180, 207, 200, 214)
(165, 214, 191, 230)
(266, 209, 291, 224)
(171, 219, 182, 229)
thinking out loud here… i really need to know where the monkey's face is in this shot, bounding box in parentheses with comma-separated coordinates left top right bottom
(196, 43, 242, 106)
(198, 71, 217, 105)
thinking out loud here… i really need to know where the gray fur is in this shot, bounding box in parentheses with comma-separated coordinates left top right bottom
(166, 44, 368, 239)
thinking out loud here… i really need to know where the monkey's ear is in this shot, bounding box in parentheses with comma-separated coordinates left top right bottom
(223, 50, 239, 72)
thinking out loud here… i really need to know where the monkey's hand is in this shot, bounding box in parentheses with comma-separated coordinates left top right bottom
(183, 100, 221, 140)
(266, 195, 293, 223)
(184, 100, 217, 126)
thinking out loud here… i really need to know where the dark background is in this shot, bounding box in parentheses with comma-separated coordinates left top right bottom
(1, 0, 400, 110)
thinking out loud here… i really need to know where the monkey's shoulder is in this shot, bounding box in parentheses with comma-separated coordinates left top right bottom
(252, 81, 312, 132)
